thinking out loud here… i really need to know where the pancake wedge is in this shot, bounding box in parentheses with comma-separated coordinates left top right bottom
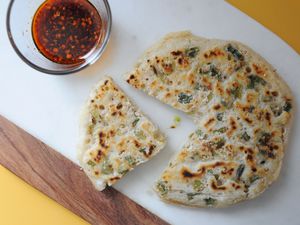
(78, 77, 166, 190)
(126, 31, 293, 207)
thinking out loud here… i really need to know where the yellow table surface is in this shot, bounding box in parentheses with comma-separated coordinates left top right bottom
(1, 1, 299, 225)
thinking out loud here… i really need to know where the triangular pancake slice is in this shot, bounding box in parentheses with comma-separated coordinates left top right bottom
(78, 77, 166, 190)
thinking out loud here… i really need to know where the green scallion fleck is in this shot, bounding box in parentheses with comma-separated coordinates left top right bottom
(283, 101, 292, 112)
(241, 132, 250, 141)
(213, 127, 228, 134)
(204, 197, 216, 206)
(214, 138, 226, 149)
(125, 156, 136, 166)
(247, 75, 267, 89)
(230, 84, 243, 99)
(134, 130, 146, 140)
(101, 161, 113, 175)
(249, 175, 260, 184)
(157, 181, 168, 196)
(132, 118, 140, 127)
(207, 92, 213, 102)
(186, 47, 200, 58)
(174, 115, 181, 123)
(236, 164, 245, 180)
(178, 93, 193, 104)
(226, 44, 244, 61)
(193, 180, 203, 192)
(87, 160, 96, 167)
(216, 113, 224, 121)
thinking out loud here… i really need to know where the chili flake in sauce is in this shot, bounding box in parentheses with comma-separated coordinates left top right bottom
(32, 0, 102, 64)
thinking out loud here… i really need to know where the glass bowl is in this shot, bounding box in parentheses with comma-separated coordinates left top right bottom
(6, 0, 112, 75)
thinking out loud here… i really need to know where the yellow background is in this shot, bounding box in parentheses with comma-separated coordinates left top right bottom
(0, 1, 299, 225)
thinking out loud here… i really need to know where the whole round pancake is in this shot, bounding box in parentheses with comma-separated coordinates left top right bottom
(126, 31, 293, 207)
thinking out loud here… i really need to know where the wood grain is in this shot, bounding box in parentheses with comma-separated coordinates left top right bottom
(0, 115, 169, 225)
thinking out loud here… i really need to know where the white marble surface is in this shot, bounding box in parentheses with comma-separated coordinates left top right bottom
(1, 0, 300, 224)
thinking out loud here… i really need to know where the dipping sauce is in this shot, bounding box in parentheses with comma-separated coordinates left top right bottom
(32, 0, 102, 64)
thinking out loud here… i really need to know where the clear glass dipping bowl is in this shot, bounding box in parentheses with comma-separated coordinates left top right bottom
(6, 0, 112, 75)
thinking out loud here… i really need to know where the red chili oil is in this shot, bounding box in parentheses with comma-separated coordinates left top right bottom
(32, 0, 102, 64)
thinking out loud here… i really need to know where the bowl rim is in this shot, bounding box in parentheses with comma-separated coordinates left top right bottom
(6, 0, 112, 75)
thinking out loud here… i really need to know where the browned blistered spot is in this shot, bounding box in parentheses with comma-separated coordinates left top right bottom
(227, 117, 237, 135)
(181, 167, 205, 178)
(182, 169, 195, 178)
(246, 92, 256, 103)
(204, 49, 225, 59)
(94, 149, 103, 162)
(104, 80, 109, 85)
(116, 103, 123, 110)
(202, 77, 212, 90)
(265, 112, 271, 125)
(221, 167, 234, 176)
(244, 117, 253, 124)
(251, 167, 257, 172)
(235, 185, 241, 190)
(253, 64, 265, 75)
(177, 56, 189, 67)
(99, 131, 106, 138)
(99, 132, 107, 148)
(134, 140, 141, 148)
(211, 180, 226, 190)
(245, 66, 251, 73)
(204, 117, 215, 128)
(254, 128, 261, 134)
(162, 63, 173, 74)
(246, 154, 253, 161)
(187, 73, 196, 84)
(150, 65, 158, 75)
(271, 91, 278, 97)
(111, 111, 117, 116)
(178, 58, 183, 64)
(247, 148, 254, 154)
(109, 177, 120, 182)
(225, 88, 231, 95)
(215, 82, 224, 95)
(165, 93, 171, 98)
(213, 104, 221, 110)
(94, 171, 99, 175)
(171, 50, 182, 56)
(212, 161, 226, 168)
(148, 144, 156, 157)
(256, 110, 264, 120)
(109, 130, 116, 137)
(119, 149, 125, 154)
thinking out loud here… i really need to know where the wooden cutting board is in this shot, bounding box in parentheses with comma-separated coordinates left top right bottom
(0, 115, 169, 225)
